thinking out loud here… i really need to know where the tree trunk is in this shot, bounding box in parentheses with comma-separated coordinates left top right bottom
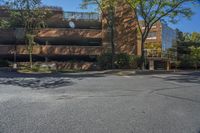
(29, 44, 33, 69)
(110, 24, 115, 69)
(141, 40, 145, 70)
(14, 45, 17, 64)
(108, 6, 115, 70)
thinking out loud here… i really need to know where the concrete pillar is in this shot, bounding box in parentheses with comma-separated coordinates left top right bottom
(13, 63, 17, 69)
(149, 60, 154, 71)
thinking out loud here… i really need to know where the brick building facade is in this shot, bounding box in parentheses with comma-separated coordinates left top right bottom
(139, 21, 177, 70)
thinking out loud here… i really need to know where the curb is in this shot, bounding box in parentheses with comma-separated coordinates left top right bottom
(0, 67, 17, 72)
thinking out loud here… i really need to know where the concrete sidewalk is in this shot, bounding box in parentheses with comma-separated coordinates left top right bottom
(0, 67, 199, 78)
(62, 69, 199, 76)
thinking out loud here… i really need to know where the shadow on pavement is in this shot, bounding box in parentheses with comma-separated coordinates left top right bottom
(0, 71, 105, 79)
(0, 71, 105, 89)
(0, 78, 74, 90)
(163, 72, 200, 84)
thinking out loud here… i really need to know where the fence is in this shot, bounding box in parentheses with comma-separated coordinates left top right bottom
(63, 12, 100, 21)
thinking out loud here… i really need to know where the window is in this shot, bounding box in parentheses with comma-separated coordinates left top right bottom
(147, 32, 157, 39)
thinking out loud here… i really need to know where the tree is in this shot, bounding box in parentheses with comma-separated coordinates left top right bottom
(176, 29, 200, 43)
(177, 31, 200, 42)
(190, 46, 200, 69)
(0, 0, 10, 28)
(0, 19, 10, 28)
(82, 0, 117, 69)
(126, 0, 199, 69)
(191, 32, 200, 42)
(176, 30, 200, 69)
(7, 0, 49, 68)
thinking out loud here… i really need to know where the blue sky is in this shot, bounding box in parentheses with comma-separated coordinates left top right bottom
(43, 0, 200, 33)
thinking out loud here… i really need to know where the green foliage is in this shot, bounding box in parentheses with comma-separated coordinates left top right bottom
(191, 32, 200, 42)
(7, 0, 51, 32)
(126, 0, 199, 69)
(177, 46, 200, 69)
(6, 0, 51, 68)
(25, 34, 36, 56)
(190, 46, 200, 69)
(129, 55, 142, 69)
(0, 2, 10, 28)
(18, 64, 52, 73)
(98, 53, 141, 70)
(25, 34, 36, 47)
(127, 0, 197, 27)
(179, 54, 194, 69)
(178, 31, 200, 43)
(97, 53, 113, 70)
(176, 30, 200, 69)
(0, 19, 10, 28)
(114, 53, 130, 69)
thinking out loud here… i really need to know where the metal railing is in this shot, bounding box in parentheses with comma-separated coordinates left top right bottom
(63, 12, 100, 21)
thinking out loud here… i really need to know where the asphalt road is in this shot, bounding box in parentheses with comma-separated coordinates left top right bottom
(0, 71, 200, 133)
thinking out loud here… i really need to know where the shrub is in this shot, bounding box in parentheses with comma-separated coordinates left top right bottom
(97, 53, 113, 70)
(129, 55, 142, 69)
(179, 55, 194, 69)
(190, 46, 200, 69)
(114, 53, 130, 69)
(0, 60, 10, 67)
(98, 53, 141, 70)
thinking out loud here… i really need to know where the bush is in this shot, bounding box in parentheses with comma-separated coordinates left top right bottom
(179, 55, 194, 69)
(97, 53, 113, 70)
(114, 53, 130, 69)
(18, 63, 52, 73)
(179, 55, 200, 69)
(0, 60, 10, 67)
(98, 53, 141, 70)
(129, 55, 142, 69)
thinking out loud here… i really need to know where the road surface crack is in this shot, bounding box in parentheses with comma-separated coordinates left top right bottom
(156, 93, 200, 104)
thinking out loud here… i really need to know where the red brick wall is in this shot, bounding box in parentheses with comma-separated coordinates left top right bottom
(101, 0, 137, 55)
(115, 1, 137, 55)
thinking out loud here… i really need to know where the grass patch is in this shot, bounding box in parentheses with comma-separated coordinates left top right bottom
(18, 65, 52, 74)
(17, 64, 83, 74)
